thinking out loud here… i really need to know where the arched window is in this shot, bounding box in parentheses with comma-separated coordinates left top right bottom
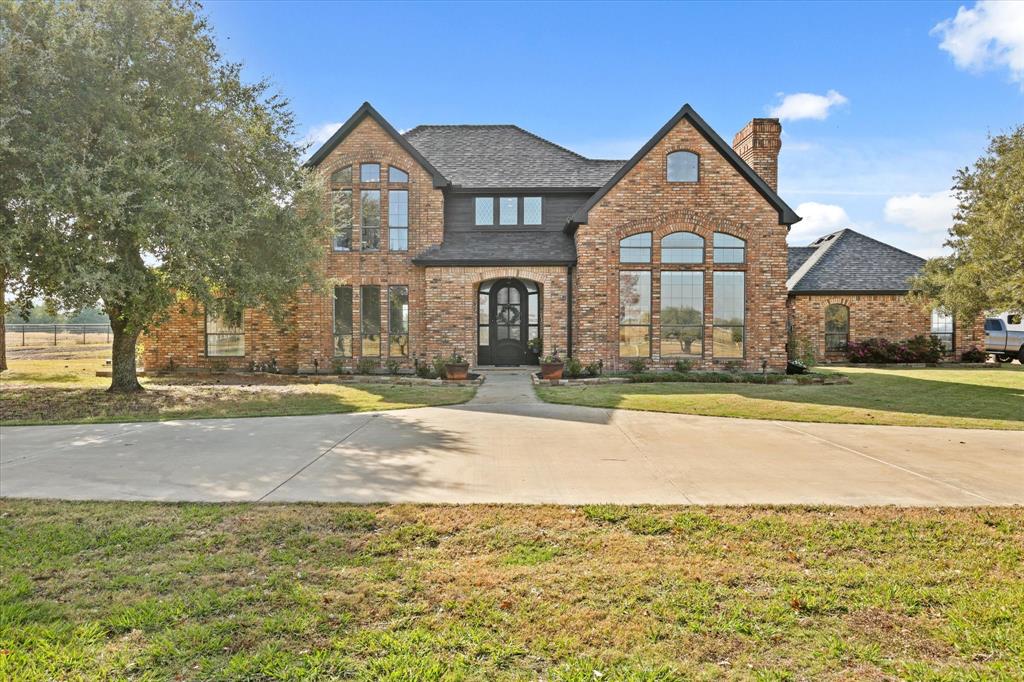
(713, 233, 745, 264)
(388, 166, 408, 183)
(667, 151, 699, 182)
(330, 165, 351, 184)
(825, 304, 849, 352)
(619, 232, 652, 263)
(661, 232, 704, 264)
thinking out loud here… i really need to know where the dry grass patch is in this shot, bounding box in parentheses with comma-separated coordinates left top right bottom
(1, 501, 1021, 680)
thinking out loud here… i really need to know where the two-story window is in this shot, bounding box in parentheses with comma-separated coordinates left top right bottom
(330, 163, 409, 252)
(474, 197, 543, 226)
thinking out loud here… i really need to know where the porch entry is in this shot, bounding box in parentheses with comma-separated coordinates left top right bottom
(477, 278, 541, 366)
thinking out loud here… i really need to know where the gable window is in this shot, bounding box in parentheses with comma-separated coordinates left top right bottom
(333, 285, 353, 356)
(360, 163, 380, 183)
(360, 189, 381, 250)
(825, 304, 850, 352)
(475, 197, 493, 225)
(619, 232, 652, 263)
(931, 309, 954, 354)
(389, 286, 409, 357)
(205, 307, 244, 357)
(713, 233, 745, 264)
(712, 271, 744, 358)
(523, 197, 542, 225)
(388, 166, 408, 183)
(619, 271, 651, 358)
(331, 189, 353, 251)
(661, 271, 703, 356)
(361, 285, 381, 357)
(330, 165, 352, 184)
(662, 232, 704, 264)
(500, 197, 517, 225)
(388, 190, 408, 251)
(667, 151, 699, 183)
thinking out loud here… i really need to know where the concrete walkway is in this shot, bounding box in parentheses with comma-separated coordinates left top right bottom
(1, 370, 1021, 505)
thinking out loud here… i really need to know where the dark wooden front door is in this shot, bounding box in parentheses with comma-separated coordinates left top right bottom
(490, 280, 526, 366)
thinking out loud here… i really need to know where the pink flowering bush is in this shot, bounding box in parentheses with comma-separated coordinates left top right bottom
(846, 335, 943, 363)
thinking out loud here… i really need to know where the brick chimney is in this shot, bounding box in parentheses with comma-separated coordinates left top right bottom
(732, 118, 781, 191)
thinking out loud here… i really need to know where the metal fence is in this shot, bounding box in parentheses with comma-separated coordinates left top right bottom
(5, 323, 113, 346)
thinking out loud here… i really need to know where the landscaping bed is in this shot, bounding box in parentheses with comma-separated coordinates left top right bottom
(534, 369, 848, 386)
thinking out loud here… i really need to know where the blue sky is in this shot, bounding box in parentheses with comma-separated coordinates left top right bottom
(205, 0, 1023, 257)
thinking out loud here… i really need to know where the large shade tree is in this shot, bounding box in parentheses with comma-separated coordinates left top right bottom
(2, 0, 327, 389)
(913, 125, 1024, 319)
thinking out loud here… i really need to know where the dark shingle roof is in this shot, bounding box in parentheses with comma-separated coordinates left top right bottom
(787, 246, 817, 278)
(403, 125, 624, 189)
(788, 229, 925, 293)
(412, 230, 576, 266)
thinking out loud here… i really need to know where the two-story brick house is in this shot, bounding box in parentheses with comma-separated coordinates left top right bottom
(143, 102, 982, 374)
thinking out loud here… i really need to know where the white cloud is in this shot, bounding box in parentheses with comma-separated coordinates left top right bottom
(769, 90, 848, 121)
(789, 201, 852, 243)
(301, 121, 343, 151)
(883, 191, 957, 233)
(933, 1, 1024, 85)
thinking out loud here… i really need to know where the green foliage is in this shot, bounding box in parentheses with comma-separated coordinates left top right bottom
(526, 336, 542, 355)
(625, 514, 672, 536)
(626, 358, 647, 373)
(356, 358, 379, 375)
(673, 359, 694, 373)
(795, 337, 818, 367)
(444, 353, 467, 365)
(581, 505, 630, 524)
(386, 359, 401, 375)
(431, 356, 447, 379)
(414, 358, 436, 379)
(503, 542, 561, 566)
(4, 305, 109, 324)
(584, 360, 603, 377)
(332, 359, 350, 375)
(846, 335, 942, 364)
(564, 357, 583, 378)
(960, 346, 987, 363)
(912, 125, 1024, 318)
(1, 0, 328, 389)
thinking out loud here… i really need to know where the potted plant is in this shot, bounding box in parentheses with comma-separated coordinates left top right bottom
(443, 352, 470, 380)
(540, 350, 564, 380)
(527, 336, 543, 356)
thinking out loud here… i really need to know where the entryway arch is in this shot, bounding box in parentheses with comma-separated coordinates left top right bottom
(477, 278, 541, 366)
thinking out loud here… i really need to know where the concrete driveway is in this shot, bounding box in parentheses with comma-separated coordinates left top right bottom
(2, 372, 1021, 505)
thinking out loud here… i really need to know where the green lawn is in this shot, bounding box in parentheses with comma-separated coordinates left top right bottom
(536, 366, 1024, 430)
(1, 501, 1021, 680)
(0, 350, 474, 425)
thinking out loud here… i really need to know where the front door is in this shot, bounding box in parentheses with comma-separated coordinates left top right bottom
(490, 280, 526, 366)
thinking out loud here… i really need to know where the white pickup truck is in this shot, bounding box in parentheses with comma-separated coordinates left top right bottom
(985, 315, 1024, 363)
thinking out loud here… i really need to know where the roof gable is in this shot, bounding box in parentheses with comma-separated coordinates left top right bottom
(303, 102, 448, 188)
(788, 229, 926, 293)
(569, 104, 800, 226)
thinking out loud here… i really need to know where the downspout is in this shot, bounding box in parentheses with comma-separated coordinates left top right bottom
(566, 264, 574, 358)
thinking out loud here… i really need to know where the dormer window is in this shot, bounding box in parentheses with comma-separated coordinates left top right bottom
(388, 166, 408, 183)
(523, 197, 542, 225)
(360, 163, 380, 183)
(475, 197, 493, 225)
(500, 197, 517, 225)
(667, 151, 699, 183)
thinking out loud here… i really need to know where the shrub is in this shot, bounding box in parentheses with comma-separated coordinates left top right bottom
(961, 346, 987, 363)
(414, 359, 436, 379)
(356, 358, 379, 375)
(584, 360, 603, 377)
(626, 358, 647, 373)
(386, 359, 401, 375)
(332, 359, 351, 375)
(847, 335, 942, 363)
(723, 360, 743, 373)
(431, 356, 447, 379)
(565, 357, 583, 378)
(445, 352, 467, 365)
(527, 336, 543, 355)
(796, 337, 818, 367)
(905, 334, 943, 363)
(673, 359, 694, 373)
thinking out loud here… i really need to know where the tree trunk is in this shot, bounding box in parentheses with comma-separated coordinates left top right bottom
(108, 314, 142, 393)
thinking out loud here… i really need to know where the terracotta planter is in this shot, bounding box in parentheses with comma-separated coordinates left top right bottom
(444, 363, 470, 380)
(540, 362, 564, 380)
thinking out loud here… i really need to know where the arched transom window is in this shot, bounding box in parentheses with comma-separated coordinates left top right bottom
(661, 231, 704, 263)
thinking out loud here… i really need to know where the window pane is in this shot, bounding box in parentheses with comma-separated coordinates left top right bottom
(334, 286, 353, 356)
(662, 232, 704, 264)
(360, 163, 380, 182)
(619, 271, 651, 324)
(330, 166, 351, 184)
(713, 271, 744, 358)
(389, 228, 407, 251)
(712, 326, 744, 358)
(478, 293, 488, 324)
(388, 167, 408, 183)
(667, 151, 699, 182)
(206, 308, 242, 334)
(361, 285, 380, 357)
(388, 190, 408, 227)
(931, 309, 954, 352)
(500, 197, 517, 225)
(619, 326, 650, 358)
(206, 307, 244, 357)
(713, 233, 745, 264)
(825, 304, 849, 334)
(361, 190, 380, 250)
(661, 271, 703, 356)
(478, 325, 489, 346)
(619, 232, 652, 263)
(389, 286, 409, 357)
(475, 197, 493, 225)
(523, 197, 542, 225)
(332, 189, 352, 251)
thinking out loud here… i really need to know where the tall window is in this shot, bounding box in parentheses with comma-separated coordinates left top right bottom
(525, 280, 540, 345)
(619, 232, 652, 263)
(713, 233, 745, 264)
(360, 163, 380, 183)
(667, 151, 699, 182)
(389, 286, 409, 357)
(712, 271, 744, 358)
(332, 189, 352, 251)
(661, 271, 703, 356)
(500, 197, 517, 225)
(361, 285, 381, 357)
(523, 197, 542, 225)
(475, 197, 493, 225)
(388, 190, 408, 251)
(330, 165, 351, 184)
(619, 271, 651, 358)
(360, 190, 381, 250)
(931, 309, 954, 353)
(478, 282, 490, 349)
(661, 232, 704, 264)
(333, 285, 353, 356)
(388, 166, 408, 183)
(825, 304, 850, 352)
(205, 307, 244, 357)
